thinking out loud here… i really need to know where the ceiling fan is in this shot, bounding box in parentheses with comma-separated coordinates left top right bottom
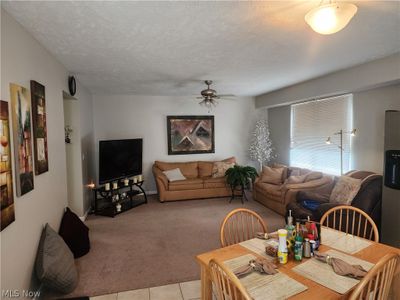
(196, 80, 235, 110)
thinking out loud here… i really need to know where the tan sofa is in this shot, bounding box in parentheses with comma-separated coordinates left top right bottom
(152, 157, 235, 202)
(253, 166, 334, 215)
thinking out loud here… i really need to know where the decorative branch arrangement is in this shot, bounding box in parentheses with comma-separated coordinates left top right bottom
(249, 119, 274, 171)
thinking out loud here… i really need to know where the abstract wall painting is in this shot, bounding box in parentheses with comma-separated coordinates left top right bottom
(1, 100, 15, 231)
(31, 80, 49, 175)
(10, 83, 34, 196)
(167, 115, 215, 155)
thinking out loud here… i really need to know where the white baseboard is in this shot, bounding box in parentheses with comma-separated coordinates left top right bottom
(79, 208, 90, 222)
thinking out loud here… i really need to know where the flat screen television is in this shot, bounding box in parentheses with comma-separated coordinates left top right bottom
(99, 139, 143, 184)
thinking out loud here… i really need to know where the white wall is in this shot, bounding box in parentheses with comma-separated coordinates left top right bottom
(93, 95, 256, 191)
(352, 84, 400, 173)
(0, 9, 94, 292)
(256, 53, 400, 108)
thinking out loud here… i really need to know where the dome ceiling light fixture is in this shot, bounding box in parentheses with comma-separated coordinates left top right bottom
(305, 1, 358, 35)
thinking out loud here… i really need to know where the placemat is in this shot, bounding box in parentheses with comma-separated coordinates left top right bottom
(239, 238, 279, 259)
(321, 227, 372, 254)
(224, 254, 308, 300)
(292, 249, 374, 294)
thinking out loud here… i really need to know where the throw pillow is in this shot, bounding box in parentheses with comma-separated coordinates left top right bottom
(59, 207, 90, 258)
(35, 223, 78, 294)
(212, 162, 235, 178)
(163, 168, 186, 182)
(260, 166, 285, 185)
(330, 176, 362, 205)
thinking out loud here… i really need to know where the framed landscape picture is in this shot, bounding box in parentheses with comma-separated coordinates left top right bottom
(31, 80, 49, 175)
(0, 100, 15, 231)
(10, 83, 34, 196)
(167, 115, 215, 155)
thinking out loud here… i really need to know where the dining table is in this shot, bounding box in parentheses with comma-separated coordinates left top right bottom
(196, 227, 400, 300)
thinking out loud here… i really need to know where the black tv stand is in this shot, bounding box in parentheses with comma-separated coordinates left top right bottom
(93, 179, 147, 217)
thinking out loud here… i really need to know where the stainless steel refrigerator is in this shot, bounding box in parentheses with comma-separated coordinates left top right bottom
(381, 110, 400, 247)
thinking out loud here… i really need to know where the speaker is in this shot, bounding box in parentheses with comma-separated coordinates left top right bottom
(384, 150, 400, 190)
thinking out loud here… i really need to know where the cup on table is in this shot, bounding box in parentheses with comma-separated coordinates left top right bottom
(124, 178, 129, 186)
(105, 183, 110, 191)
(133, 177, 138, 184)
(113, 182, 118, 190)
(138, 175, 143, 182)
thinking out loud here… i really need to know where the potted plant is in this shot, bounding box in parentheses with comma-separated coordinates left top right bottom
(225, 165, 258, 202)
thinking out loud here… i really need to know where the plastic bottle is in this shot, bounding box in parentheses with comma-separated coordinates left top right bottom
(310, 222, 320, 250)
(294, 222, 303, 261)
(285, 210, 295, 254)
(278, 229, 288, 264)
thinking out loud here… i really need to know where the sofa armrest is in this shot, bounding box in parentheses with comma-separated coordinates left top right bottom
(152, 165, 169, 191)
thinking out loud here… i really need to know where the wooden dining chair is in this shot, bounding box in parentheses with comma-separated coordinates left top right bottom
(209, 258, 253, 300)
(220, 208, 267, 247)
(320, 205, 379, 242)
(349, 252, 399, 300)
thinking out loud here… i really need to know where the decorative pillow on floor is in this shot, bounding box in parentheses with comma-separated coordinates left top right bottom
(211, 162, 235, 178)
(330, 176, 362, 205)
(35, 223, 78, 294)
(163, 168, 186, 181)
(260, 166, 285, 185)
(59, 207, 90, 258)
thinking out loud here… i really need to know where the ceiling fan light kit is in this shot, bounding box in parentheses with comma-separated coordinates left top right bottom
(305, 2, 358, 35)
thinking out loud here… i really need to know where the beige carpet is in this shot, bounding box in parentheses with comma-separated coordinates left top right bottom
(48, 194, 285, 298)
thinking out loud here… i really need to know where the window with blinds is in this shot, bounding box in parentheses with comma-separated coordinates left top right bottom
(290, 94, 353, 175)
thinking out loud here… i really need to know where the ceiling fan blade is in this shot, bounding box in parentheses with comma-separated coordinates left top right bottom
(217, 94, 236, 97)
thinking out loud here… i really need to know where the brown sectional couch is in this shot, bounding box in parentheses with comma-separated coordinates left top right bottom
(253, 166, 334, 215)
(152, 158, 235, 202)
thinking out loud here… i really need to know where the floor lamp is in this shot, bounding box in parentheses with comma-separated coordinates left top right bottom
(325, 129, 356, 175)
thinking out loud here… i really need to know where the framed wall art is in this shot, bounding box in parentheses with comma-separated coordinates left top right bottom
(167, 115, 215, 155)
(0, 100, 15, 231)
(31, 80, 49, 175)
(10, 83, 34, 196)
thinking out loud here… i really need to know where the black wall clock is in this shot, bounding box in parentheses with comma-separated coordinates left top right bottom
(68, 76, 76, 96)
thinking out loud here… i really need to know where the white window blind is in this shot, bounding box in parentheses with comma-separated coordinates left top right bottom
(290, 94, 353, 175)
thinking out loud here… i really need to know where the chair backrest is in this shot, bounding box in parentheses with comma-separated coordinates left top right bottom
(209, 258, 253, 300)
(320, 205, 379, 242)
(349, 253, 398, 300)
(220, 208, 267, 247)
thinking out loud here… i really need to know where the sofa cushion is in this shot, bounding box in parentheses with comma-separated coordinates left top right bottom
(211, 162, 235, 178)
(198, 161, 214, 178)
(169, 178, 204, 191)
(163, 168, 186, 182)
(304, 171, 323, 182)
(35, 224, 78, 293)
(155, 161, 198, 178)
(260, 166, 285, 185)
(330, 176, 362, 205)
(255, 182, 282, 199)
(204, 177, 228, 188)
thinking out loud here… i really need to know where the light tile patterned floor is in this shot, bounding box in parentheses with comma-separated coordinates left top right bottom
(90, 280, 201, 300)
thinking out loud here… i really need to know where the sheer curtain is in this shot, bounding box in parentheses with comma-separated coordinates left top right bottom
(290, 94, 353, 175)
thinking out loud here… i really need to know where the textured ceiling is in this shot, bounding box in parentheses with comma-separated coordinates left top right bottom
(2, 1, 400, 96)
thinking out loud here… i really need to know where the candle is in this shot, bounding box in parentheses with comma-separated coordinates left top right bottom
(124, 178, 129, 186)
(133, 177, 138, 183)
(105, 183, 110, 191)
(113, 182, 118, 190)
